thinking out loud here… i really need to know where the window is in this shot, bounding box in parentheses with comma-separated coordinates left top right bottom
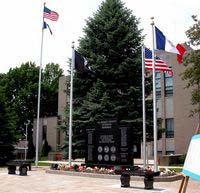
(155, 72, 161, 98)
(165, 118, 174, 138)
(166, 151, 174, 155)
(164, 73, 173, 96)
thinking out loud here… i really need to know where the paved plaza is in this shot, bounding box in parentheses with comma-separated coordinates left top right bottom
(0, 167, 200, 193)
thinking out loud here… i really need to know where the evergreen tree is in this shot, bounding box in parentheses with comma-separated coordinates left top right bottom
(182, 15, 200, 122)
(69, 0, 152, 158)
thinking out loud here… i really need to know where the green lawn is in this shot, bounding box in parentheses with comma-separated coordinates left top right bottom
(169, 168, 183, 173)
(33, 162, 51, 166)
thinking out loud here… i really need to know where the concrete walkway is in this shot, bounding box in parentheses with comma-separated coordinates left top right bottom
(1, 167, 200, 193)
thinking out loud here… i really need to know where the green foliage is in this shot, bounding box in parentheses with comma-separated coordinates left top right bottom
(39, 156, 48, 161)
(41, 63, 64, 117)
(73, 164, 79, 171)
(169, 168, 182, 173)
(177, 154, 186, 165)
(0, 62, 63, 159)
(33, 162, 51, 166)
(64, 0, 152, 158)
(3, 62, 63, 126)
(186, 15, 200, 46)
(182, 15, 200, 117)
(0, 85, 19, 165)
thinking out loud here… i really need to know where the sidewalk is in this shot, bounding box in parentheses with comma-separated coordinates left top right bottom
(0, 167, 200, 193)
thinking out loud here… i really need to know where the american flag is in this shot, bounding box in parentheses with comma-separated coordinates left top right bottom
(144, 48, 173, 76)
(43, 6, 59, 21)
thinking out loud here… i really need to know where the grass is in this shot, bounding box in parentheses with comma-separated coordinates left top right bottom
(169, 168, 183, 173)
(1, 162, 51, 167)
(39, 156, 48, 161)
(159, 166, 183, 173)
(33, 162, 51, 166)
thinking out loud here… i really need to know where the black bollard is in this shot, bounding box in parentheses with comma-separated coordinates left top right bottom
(144, 173, 154, 189)
(120, 173, 130, 187)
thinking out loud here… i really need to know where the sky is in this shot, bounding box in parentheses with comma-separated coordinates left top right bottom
(0, 0, 199, 75)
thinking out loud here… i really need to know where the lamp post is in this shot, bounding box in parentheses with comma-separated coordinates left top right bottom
(24, 120, 30, 160)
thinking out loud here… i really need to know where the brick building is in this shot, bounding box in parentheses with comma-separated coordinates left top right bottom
(145, 51, 198, 159)
(33, 76, 67, 157)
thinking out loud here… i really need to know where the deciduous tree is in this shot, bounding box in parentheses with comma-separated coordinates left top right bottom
(182, 15, 200, 123)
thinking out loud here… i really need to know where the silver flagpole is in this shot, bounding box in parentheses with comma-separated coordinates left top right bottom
(68, 42, 75, 166)
(141, 46, 147, 168)
(151, 17, 158, 172)
(35, 3, 45, 167)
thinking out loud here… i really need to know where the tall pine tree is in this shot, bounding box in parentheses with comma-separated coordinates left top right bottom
(70, 0, 152, 158)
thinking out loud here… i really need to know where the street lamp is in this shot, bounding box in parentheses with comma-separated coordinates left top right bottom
(24, 120, 30, 160)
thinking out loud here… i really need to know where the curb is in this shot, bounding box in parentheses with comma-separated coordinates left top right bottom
(46, 169, 183, 182)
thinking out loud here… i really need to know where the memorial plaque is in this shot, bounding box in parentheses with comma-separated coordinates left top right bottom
(85, 119, 133, 166)
(119, 125, 133, 165)
(85, 128, 96, 164)
(96, 119, 119, 165)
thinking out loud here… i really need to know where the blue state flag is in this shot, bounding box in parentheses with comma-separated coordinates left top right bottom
(155, 26, 180, 54)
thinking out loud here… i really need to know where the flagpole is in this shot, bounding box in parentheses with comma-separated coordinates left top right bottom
(68, 42, 75, 166)
(151, 17, 158, 172)
(142, 45, 147, 168)
(35, 3, 45, 167)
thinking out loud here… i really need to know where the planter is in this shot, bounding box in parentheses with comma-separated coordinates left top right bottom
(120, 173, 130, 187)
(55, 153, 62, 161)
(48, 152, 63, 161)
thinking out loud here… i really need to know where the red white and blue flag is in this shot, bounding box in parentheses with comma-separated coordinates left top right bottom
(43, 6, 59, 21)
(155, 26, 179, 54)
(155, 26, 185, 64)
(144, 47, 173, 76)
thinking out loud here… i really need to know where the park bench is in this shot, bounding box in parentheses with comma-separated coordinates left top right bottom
(6, 160, 34, 176)
(120, 169, 160, 189)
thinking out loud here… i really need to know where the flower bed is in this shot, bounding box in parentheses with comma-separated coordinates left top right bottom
(58, 164, 116, 175)
(56, 164, 177, 177)
(47, 164, 183, 182)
